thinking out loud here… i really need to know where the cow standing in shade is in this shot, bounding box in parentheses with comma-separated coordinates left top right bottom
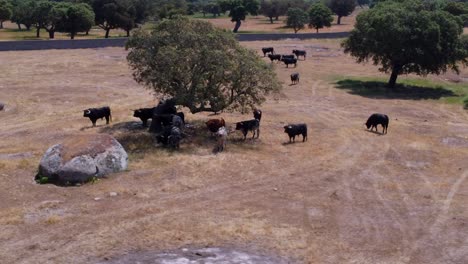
(149, 99, 177, 133)
(253, 109, 262, 121)
(83, 106, 112, 127)
(215, 126, 228, 152)
(284, 124, 307, 142)
(206, 118, 226, 134)
(236, 119, 260, 139)
(365, 113, 389, 134)
(133, 107, 156, 127)
(262, 47, 274, 57)
(291, 73, 299, 84)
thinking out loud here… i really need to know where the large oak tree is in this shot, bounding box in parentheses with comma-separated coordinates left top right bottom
(342, 0, 468, 89)
(126, 17, 281, 114)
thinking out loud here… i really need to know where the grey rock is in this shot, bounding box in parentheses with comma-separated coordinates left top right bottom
(37, 134, 128, 185)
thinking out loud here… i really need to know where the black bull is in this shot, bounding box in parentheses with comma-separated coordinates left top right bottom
(83, 106, 112, 127)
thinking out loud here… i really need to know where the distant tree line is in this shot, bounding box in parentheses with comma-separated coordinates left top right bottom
(0, 0, 467, 37)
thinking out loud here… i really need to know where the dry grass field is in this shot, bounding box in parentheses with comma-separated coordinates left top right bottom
(1, 39, 468, 263)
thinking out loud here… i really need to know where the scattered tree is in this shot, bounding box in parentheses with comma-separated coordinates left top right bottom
(308, 3, 333, 33)
(0, 0, 12, 29)
(32, 0, 54, 38)
(44, 2, 69, 39)
(259, 0, 286, 23)
(126, 17, 281, 114)
(11, 0, 36, 30)
(342, 0, 468, 89)
(328, 0, 356, 25)
(220, 0, 260, 33)
(56, 2, 94, 39)
(285, 7, 308, 33)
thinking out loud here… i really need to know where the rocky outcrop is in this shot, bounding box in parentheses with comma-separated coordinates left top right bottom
(37, 134, 128, 185)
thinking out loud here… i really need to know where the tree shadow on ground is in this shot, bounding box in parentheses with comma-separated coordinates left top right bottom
(335, 79, 456, 100)
(98, 121, 147, 134)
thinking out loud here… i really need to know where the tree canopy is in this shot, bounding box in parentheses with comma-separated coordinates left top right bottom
(56, 2, 94, 39)
(285, 7, 308, 33)
(327, 0, 356, 24)
(10, 0, 36, 30)
(0, 0, 12, 29)
(259, 0, 287, 23)
(93, 0, 136, 38)
(308, 3, 333, 33)
(126, 17, 281, 114)
(342, 0, 468, 88)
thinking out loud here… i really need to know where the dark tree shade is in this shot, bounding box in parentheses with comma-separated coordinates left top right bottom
(126, 17, 281, 114)
(342, 0, 468, 88)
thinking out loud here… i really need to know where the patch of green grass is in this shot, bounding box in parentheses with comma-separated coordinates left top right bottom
(464, 96, 468, 109)
(332, 76, 468, 106)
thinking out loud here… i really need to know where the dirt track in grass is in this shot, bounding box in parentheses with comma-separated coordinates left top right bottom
(0, 40, 468, 263)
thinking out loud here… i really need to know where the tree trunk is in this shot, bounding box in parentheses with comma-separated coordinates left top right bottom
(36, 27, 40, 38)
(275, 16, 279, 21)
(17, 23, 21, 30)
(316, 28, 319, 33)
(233, 20, 241, 33)
(48, 30, 55, 39)
(294, 27, 298, 33)
(70, 32, 75, 39)
(388, 65, 401, 89)
(269, 16, 273, 23)
(86, 30, 89, 35)
(337, 16, 342, 25)
(126, 29, 130, 37)
(105, 28, 110, 38)
(0, 21, 3, 29)
(25, 24, 31, 30)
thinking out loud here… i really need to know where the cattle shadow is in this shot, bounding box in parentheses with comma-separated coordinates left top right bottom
(364, 128, 385, 136)
(335, 79, 456, 100)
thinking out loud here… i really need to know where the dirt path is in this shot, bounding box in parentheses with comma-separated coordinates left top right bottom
(0, 41, 467, 263)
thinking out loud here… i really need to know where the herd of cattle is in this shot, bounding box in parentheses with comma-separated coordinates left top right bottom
(261, 47, 305, 85)
(83, 98, 389, 152)
(80, 46, 390, 152)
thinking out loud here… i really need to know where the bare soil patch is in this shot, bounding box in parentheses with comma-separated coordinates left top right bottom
(0, 40, 468, 263)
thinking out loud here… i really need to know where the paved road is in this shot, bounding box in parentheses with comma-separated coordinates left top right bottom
(0, 32, 350, 51)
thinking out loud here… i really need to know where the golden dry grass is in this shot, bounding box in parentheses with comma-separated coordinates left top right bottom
(0, 40, 468, 263)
